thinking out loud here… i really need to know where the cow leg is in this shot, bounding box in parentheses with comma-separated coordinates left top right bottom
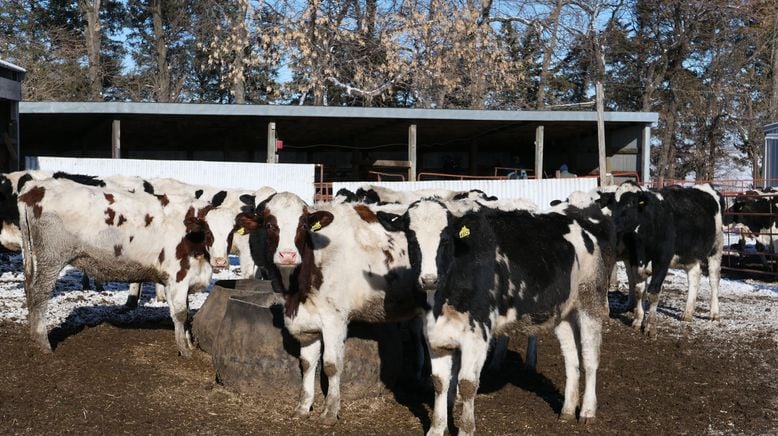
(155, 284, 166, 302)
(708, 253, 722, 321)
(577, 311, 602, 424)
(623, 262, 639, 313)
(457, 333, 489, 436)
(125, 283, 141, 308)
(80, 273, 90, 290)
(555, 316, 580, 420)
(631, 279, 646, 330)
(427, 349, 454, 436)
(165, 285, 193, 358)
(94, 280, 104, 293)
(320, 320, 347, 425)
(293, 337, 321, 418)
(487, 334, 508, 372)
(525, 335, 538, 370)
(24, 259, 62, 353)
(681, 262, 702, 322)
(407, 317, 426, 382)
(644, 266, 670, 338)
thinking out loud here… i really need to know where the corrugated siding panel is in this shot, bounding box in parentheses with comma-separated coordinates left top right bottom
(26, 156, 316, 203)
(768, 138, 778, 188)
(332, 178, 599, 210)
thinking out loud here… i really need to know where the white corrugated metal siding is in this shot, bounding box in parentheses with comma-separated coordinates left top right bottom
(332, 178, 599, 209)
(26, 156, 316, 203)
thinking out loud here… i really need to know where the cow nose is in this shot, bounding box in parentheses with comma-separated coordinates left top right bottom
(278, 250, 298, 265)
(212, 257, 229, 268)
(420, 274, 438, 289)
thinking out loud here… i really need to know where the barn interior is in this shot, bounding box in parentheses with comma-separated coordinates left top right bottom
(18, 102, 657, 182)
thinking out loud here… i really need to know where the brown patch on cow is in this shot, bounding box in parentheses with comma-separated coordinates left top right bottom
(19, 186, 45, 218)
(383, 250, 394, 268)
(431, 375, 444, 393)
(104, 193, 115, 204)
(129, 235, 134, 242)
(155, 194, 169, 206)
(175, 207, 214, 282)
(323, 361, 338, 377)
(300, 359, 311, 372)
(353, 204, 378, 223)
(117, 214, 127, 226)
(441, 304, 468, 324)
(158, 248, 165, 264)
(458, 379, 476, 399)
(113, 244, 123, 257)
(105, 208, 116, 225)
(144, 214, 154, 226)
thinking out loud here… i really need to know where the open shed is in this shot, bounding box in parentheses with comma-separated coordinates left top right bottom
(19, 102, 657, 182)
(0, 59, 24, 173)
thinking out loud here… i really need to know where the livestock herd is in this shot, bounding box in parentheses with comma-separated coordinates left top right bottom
(0, 169, 765, 435)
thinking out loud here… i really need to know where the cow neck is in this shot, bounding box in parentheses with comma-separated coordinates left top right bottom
(274, 229, 318, 318)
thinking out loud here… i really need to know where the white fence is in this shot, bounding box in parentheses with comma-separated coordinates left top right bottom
(332, 178, 599, 210)
(25, 156, 316, 203)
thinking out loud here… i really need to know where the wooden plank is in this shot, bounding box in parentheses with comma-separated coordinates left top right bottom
(372, 159, 411, 168)
(408, 123, 417, 181)
(111, 119, 121, 159)
(596, 81, 607, 186)
(535, 125, 544, 180)
(0, 77, 21, 101)
(267, 122, 276, 164)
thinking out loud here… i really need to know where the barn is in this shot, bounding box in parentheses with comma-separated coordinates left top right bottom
(18, 102, 657, 184)
(0, 59, 24, 173)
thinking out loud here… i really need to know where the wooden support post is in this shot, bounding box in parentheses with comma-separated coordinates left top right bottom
(408, 123, 417, 181)
(267, 122, 277, 164)
(642, 124, 651, 185)
(535, 125, 544, 180)
(111, 119, 121, 159)
(596, 81, 607, 186)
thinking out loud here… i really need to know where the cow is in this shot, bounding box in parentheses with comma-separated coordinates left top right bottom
(17, 178, 214, 357)
(234, 192, 425, 425)
(377, 195, 616, 434)
(611, 182, 724, 336)
(333, 185, 498, 205)
(723, 188, 778, 258)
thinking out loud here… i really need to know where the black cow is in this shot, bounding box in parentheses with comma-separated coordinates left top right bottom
(378, 197, 615, 434)
(723, 188, 778, 258)
(612, 182, 724, 336)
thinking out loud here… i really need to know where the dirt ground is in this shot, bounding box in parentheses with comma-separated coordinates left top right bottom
(0, 288, 776, 436)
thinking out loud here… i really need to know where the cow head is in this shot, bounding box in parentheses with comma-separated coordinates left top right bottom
(723, 190, 776, 235)
(378, 199, 454, 304)
(202, 207, 236, 270)
(234, 192, 333, 317)
(182, 206, 215, 256)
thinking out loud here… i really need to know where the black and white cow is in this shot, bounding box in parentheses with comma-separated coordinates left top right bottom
(378, 197, 615, 434)
(612, 182, 724, 336)
(17, 178, 214, 356)
(235, 192, 425, 425)
(333, 185, 498, 205)
(723, 188, 778, 256)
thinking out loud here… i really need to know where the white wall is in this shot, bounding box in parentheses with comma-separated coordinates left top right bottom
(332, 178, 599, 209)
(26, 156, 316, 203)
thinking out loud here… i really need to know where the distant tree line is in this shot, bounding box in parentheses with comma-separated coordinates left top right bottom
(1, 0, 777, 180)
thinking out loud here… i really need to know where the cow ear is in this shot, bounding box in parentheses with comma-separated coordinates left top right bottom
(550, 199, 562, 206)
(377, 211, 406, 232)
(308, 211, 334, 231)
(235, 212, 261, 233)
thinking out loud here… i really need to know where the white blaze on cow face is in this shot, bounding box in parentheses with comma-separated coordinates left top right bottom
(265, 192, 308, 266)
(201, 207, 235, 269)
(407, 201, 449, 291)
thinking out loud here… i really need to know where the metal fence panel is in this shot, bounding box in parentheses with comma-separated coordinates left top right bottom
(25, 156, 316, 203)
(332, 178, 599, 209)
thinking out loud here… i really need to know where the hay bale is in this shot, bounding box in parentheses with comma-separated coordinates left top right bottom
(191, 280, 275, 354)
(211, 295, 405, 400)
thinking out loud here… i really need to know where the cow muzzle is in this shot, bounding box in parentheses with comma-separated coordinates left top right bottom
(420, 274, 438, 290)
(276, 250, 299, 266)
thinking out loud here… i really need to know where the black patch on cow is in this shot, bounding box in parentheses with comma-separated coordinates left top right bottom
(129, 235, 134, 242)
(143, 180, 155, 195)
(210, 190, 228, 208)
(239, 194, 256, 213)
(335, 188, 358, 202)
(581, 230, 594, 254)
(195, 189, 204, 199)
(355, 188, 381, 204)
(53, 171, 106, 187)
(114, 244, 123, 257)
(0, 175, 19, 231)
(16, 174, 32, 192)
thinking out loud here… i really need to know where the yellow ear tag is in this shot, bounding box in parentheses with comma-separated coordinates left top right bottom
(311, 221, 322, 231)
(639, 200, 646, 205)
(236, 227, 246, 235)
(459, 225, 471, 239)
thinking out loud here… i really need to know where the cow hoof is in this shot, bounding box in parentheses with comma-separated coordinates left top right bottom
(630, 319, 642, 330)
(710, 313, 720, 321)
(124, 296, 139, 309)
(680, 313, 693, 322)
(579, 415, 597, 424)
(644, 327, 656, 338)
(291, 408, 310, 419)
(559, 413, 576, 422)
(319, 412, 338, 426)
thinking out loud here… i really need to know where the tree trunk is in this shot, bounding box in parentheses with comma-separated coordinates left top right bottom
(231, 0, 248, 104)
(79, 0, 102, 101)
(151, 0, 171, 102)
(657, 98, 677, 181)
(536, 0, 563, 110)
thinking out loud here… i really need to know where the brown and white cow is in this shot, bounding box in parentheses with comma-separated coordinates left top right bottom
(235, 192, 424, 424)
(17, 178, 214, 357)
